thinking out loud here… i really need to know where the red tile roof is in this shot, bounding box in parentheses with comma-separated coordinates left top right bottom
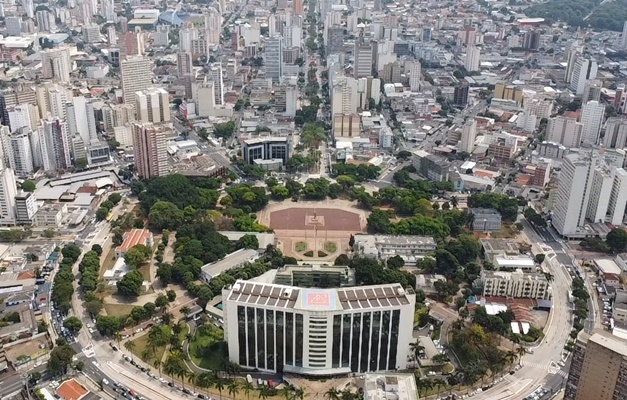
(57, 380, 88, 400)
(116, 229, 152, 253)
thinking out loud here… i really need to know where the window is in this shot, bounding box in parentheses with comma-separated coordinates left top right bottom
(295, 314, 304, 367)
(351, 313, 361, 372)
(266, 310, 274, 370)
(256, 308, 265, 369)
(332, 315, 341, 368)
(388, 310, 400, 370)
(370, 311, 381, 371)
(379, 311, 390, 370)
(246, 307, 256, 367)
(237, 306, 247, 365)
(360, 312, 371, 372)
(285, 312, 293, 365)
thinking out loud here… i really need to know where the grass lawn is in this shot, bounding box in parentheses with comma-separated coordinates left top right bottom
(103, 303, 135, 317)
(189, 324, 228, 371)
(324, 241, 337, 253)
(130, 324, 189, 365)
(295, 241, 308, 252)
(490, 224, 519, 239)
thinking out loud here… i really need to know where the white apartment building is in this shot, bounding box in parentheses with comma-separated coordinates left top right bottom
(121, 56, 153, 106)
(460, 119, 477, 153)
(38, 117, 71, 172)
(193, 81, 216, 117)
(547, 116, 582, 148)
(135, 87, 171, 123)
(222, 280, 416, 375)
(66, 96, 98, 145)
(7, 104, 34, 131)
(0, 165, 17, 226)
(552, 150, 627, 237)
(569, 58, 598, 95)
(480, 270, 551, 300)
(331, 75, 359, 116)
(622, 21, 627, 49)
(209, 63, 225, 106)
(604, 118, 627, 149)
(8, 129, 34, 177)
(152, 25, 170, 47)
(465, 44, 480, 72)
(204, 7, 222, 45)
(40, 47, 73, 82)
(517, 98, 553, 133)
(580, 100, 605, 145)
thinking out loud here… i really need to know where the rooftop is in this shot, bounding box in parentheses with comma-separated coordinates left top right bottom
(57, 379, 88, 400)
(225, 280, 414, 312)
(594, 259, 623, 275)
(363, 373, 419, 400)
(217, 231, 276, 250)
(115, 229, 152, 254)
(202, 249, 258, 280)
(480, 238, 520, 253)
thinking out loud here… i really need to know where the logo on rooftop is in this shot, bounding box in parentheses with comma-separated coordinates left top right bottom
(306, 292, 330, 306)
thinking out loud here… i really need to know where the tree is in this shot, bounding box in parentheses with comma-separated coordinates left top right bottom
(96, 315, 121, 336)
(124, 341, 136, 360)
(149, 201, 184, 230)
(236, 234, 259, 250)
(124, 244, 153, 268)
(116, 269, 144, 296)
(213, 121, 236, 139)
(96, 207, 109, 220)
(367, 209, 392, 233)
(214, 377, 226, 400)
(606, 228, 627, 253)
(534, 254, 545, 264)
(46, 345, 76, 376)
(167, 289, 177, 302)
(63, 316, 83, 333)
(155, 293, 169, 308)
(21, 180, 36, 192)
(108, 192, 122, 205)
(387, 255, 405, 269)
(91, 244, 103, 256)
(227, 381, 239, 399)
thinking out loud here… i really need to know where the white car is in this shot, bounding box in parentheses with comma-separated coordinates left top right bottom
(102, 379, 109, 385)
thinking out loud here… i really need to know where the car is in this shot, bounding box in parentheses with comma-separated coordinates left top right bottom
(140, 367, 147, 372)
(102, 379, 109, 385)
(130, 360, 137, 366)
(168, 382, 174, 387)
(183, 389, 192, 395)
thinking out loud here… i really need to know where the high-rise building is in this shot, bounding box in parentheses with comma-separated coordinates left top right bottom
(0, 163, 17, 226)
(204, 7, 222, 45)
(66, 96, 97, 144)
(21, 0, 33, 18)
(210, 63, 225, 106)
(38, 117, 71, 172)
(460, 119, 477, 153)
(565, 330, 627, 400)
(569, 58, 598, 95)
(15, 191, 37, 225)
(517, 98, 553, 133)
(6, 17, 23, 36)
(565, 41, 583, 84)
(35, 10, 52, 32)
(354, 38, 373, 78)
(177, 52, 193, 77)
(7, 104, 32, 131)
(101, 0, 115, 22)
(222, 279, 415, 374)
(546, 115, 582, 148)
(331, 75, 359, 116)
(604, 117, 627, 149)
(132, 122, 168, 179)
(552, 150, 627, 236)
(264, 35, 284, 82)
(135, 87, 171, 123)
(621, 21, 627, 49)
(119, 30, 145, 57)
(453, 84, 469, 107)
(408, 60, 421, 92)
(465, 44, 480, 72)
(615, 84, 627, 114)
(40, 47, 72, 82)
(580, 100, 605, 145)
(193, 81, 216, 118)
(242, 137, 291, 166)
(121, 56, 153, 106)
(582, 79, 603, 104)
(7, 128, 34, 176)
(152, 25, 170, 47)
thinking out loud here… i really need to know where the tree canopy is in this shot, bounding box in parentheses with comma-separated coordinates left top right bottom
(116, 269, 144, 296)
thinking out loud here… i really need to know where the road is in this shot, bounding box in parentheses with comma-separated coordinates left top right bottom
(466, 219, 575, 400)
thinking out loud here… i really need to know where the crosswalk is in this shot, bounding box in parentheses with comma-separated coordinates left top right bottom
(521, 361, 568, 377)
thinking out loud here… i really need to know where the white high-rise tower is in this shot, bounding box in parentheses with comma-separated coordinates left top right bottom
(580, 100, 605, 145)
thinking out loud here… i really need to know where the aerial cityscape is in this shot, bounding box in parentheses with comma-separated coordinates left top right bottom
(1, 0, 627, 399)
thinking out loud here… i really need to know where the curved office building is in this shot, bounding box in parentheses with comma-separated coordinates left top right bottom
(222, 280, 416, 376)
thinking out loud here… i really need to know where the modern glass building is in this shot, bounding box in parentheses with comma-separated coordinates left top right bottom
(222, 280, 416, 376)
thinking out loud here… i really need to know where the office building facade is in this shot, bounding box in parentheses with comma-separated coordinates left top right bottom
(546, 115, 582, 148)
(569, 58, 598, 95)
(580, 100, 605, 145)
(121, 56, 153, 106)
(135, 87, 171, 124)
(264, 36, 284, 82)
(480, 270, 551, 300)
(222, 280, 416, 375)
(242, 137, 291, 166)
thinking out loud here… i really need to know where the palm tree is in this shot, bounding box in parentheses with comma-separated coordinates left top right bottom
(325, 387, 341, 400)
(196, 372, 214, 393)
(544, 272, 554, 283)
(172, 322, 183, 336)
(280, 385, 292, 400)
(294, 388, 307, 400)
(259, 386, 271, 400)
(409, 340, 425, 361)
(153, 359, 162, 377)
(188, 372, 197, 391)
(433, 378, 446, 396)
(113, 332, 122, 344)
(516, 346, 527, 366)
(451, 196, 458, 208)
(214, 377, 226, 400)
(227, 380, 239, 399)
(180, 306, 191, 320)
(124, 340, 136, 360)
(177, 369, 188, 390)
(141, 349, 151, 362)
(420, 378, 434, 397)
(505, 351, 517, 370)
(242, 381, 253, 400)
(163, 357, 180, 379)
